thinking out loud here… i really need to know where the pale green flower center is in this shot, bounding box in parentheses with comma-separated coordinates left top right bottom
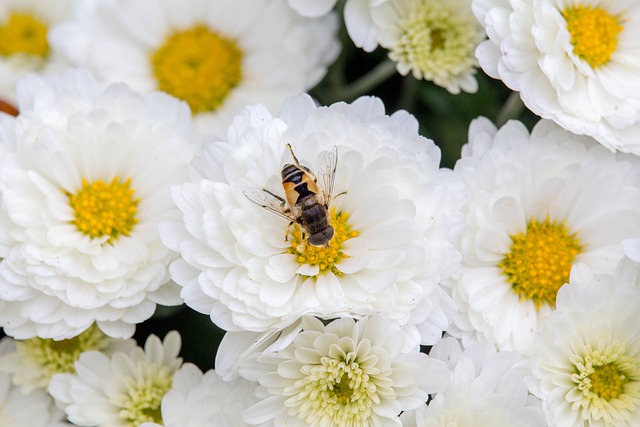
(119, 364, 174, 426)
(151, 25, 243, 114)
(66, 177, 139, 244)
(0, 12, 49, 58)
(570, 341, 640, 422)
(562, 4, 623, 68)
(286, 208, 359, 277)
(500, 217, 583, 309)
(286, 345, 392, 427)
(16, 324, 111, 386)
(390, 0, 480, 80)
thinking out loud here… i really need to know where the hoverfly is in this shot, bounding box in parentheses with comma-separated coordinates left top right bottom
(244, 144, 338, 247)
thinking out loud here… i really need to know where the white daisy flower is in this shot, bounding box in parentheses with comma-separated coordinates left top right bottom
(0, 338, 71, 427)
(0, 325, 136, 394)
(240, 315, 450, 427)
(48, 331, 183, 427)
(139, 364, 257, 427)
(50, 0, 340, 137)
(159, 93, 462, 347)
(0, 0, 72, 106)
(474, 0, 640, 155)
(401, 336, 545, 427)
(371, 0, 486, 94)
(0, 69, 201, 340)
(529, 259, 640, 427)
(450, 117, 640, 356)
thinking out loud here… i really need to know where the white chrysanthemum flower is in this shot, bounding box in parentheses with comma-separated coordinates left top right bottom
(159, 94, 462, 347)
(0, 325, 136, 394)
(474, 0, 640, 155)
(49, 331, 183, 427)
(529, 260, 640, 427)
(241, 315, 449, 427)
(50, 0, 340, 137)
(371, 0, 486, 94)
(0, 338, 71, 427)
(139, 364, 257, 427)
(401, 336, 545, 427)
(0, 0, 72, 106)
(0, 69, 201, 340)
(450, 117, 640, 356)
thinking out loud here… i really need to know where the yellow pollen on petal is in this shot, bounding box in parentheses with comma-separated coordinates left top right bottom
(499, 217, 583, 309)
(562, 5, 623, 68)
(150, 24, 243, 114)
(286, 208, 359, 277)
(0, 12, 50, 58)
(66, 177, 139, 244)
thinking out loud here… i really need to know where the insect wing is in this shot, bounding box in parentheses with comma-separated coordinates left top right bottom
(318, 145, 338, 207)
(243, 187, 297, 223)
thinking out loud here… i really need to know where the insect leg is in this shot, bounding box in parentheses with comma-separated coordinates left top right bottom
(286, 143, 318, 182)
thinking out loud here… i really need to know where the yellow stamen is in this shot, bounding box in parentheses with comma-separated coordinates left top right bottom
(588, 362, 627, 401)
(0, 12, 49, 58)
(66, 177, 139, 244)
(562, 5, 623, 68)
(287, 208, 359, 277)
(16, 325, 111, 387)
(151, 25, 243, 114)
(571, 341, 637, 409)
(500, 216, 583, 308)
(120, 364, 173, 427)
(294, 352, 380, 425)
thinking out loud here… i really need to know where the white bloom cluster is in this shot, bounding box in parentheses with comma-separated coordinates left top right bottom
(450, 117, 640, 355)
(290, 0, 486, 93)
(529, 257, 640, 426)
(241, 316, 450, 426)
(0, 0, 639, 426)
(0, 338, 71, 427)
(50, 0, 340, 137)
(0, 0, 73, 105)
(159, 92, 464, 425)
(474, 0, 640, 154)
(402, 337, 545, 426)
(139, 364, 258, 427)
(160, 93, 462, 346)
(49, 332, 183, 427)
(0, 69, 200, 340)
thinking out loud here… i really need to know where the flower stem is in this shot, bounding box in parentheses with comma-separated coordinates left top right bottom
(496, 91, 525, 126)
(340, 59, 398, 101)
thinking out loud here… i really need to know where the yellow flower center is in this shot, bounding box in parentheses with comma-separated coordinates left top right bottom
(588, 363, 626, 401)
(286, 208, 359, 277)
(571, 341, 639, 416)
(150, 25, 243, 114)
(392, 1, 480, 80)
(66, 177, 139, 243)
(15, 324, 111, 388)
(120, 364, 174, 427)
(294, 350, 384, 426)
(0, 12, 49, 58)
(500, 217, 583, 308)
(562, 5, 623, 68)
